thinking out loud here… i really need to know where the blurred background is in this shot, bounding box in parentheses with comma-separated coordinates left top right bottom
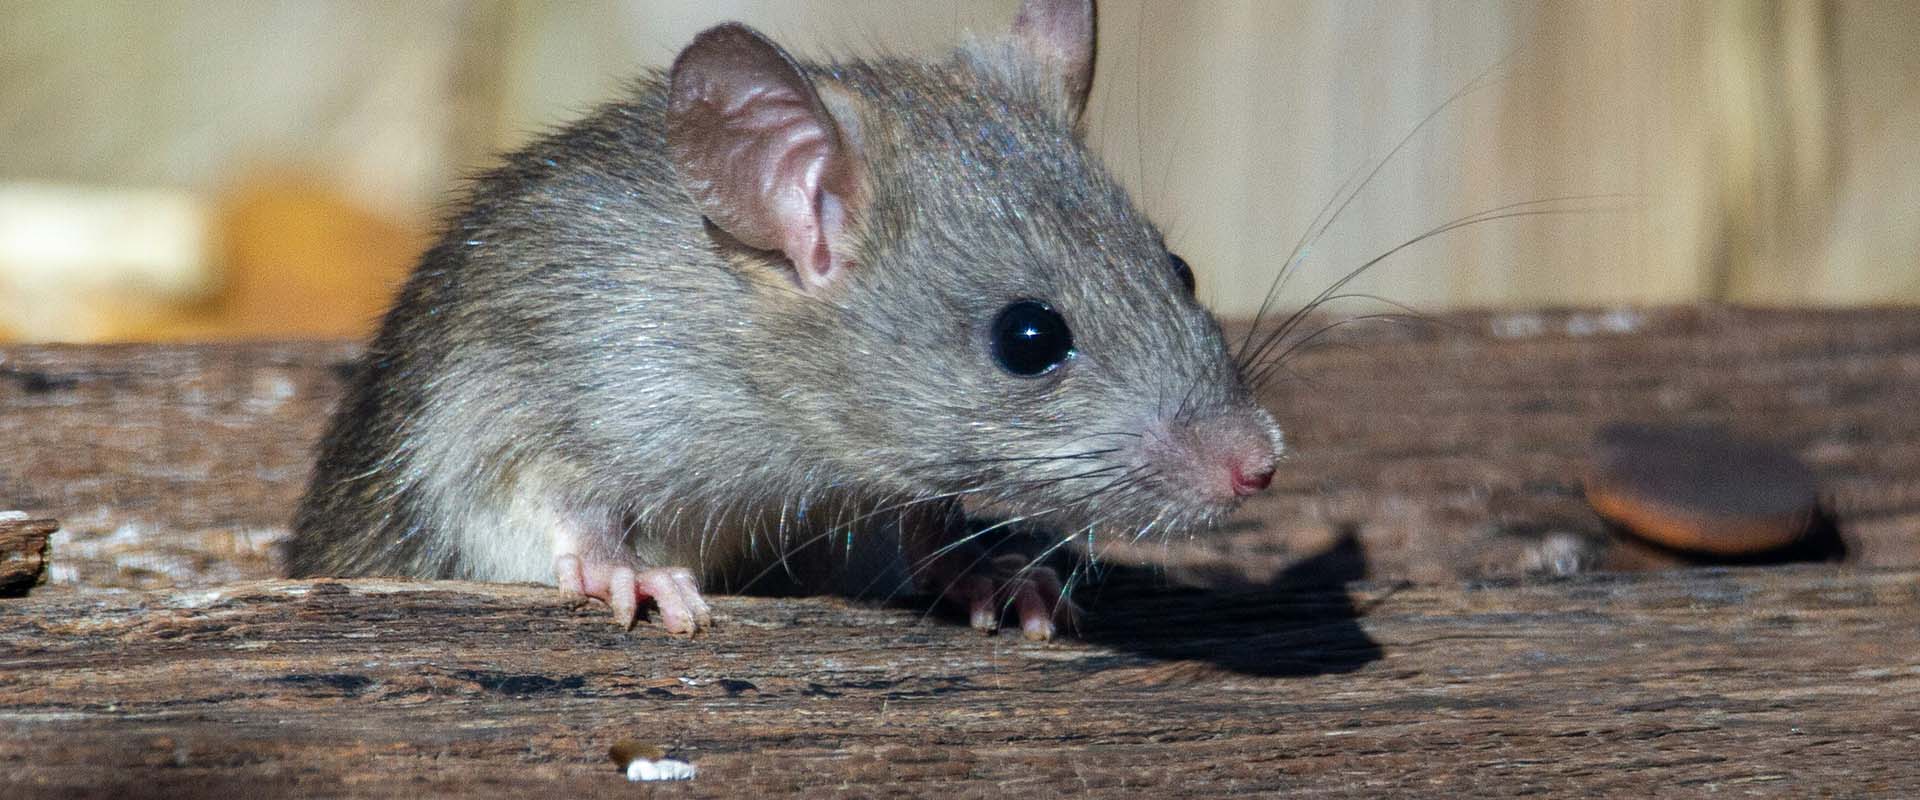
(1, 0, 1915, 343)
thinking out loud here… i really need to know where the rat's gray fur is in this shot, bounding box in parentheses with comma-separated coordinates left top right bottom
(287, 26, 1281, 592)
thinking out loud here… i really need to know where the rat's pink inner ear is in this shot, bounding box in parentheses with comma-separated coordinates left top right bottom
(1011, 0, 1096, 120)
(667, 23, 863, 292)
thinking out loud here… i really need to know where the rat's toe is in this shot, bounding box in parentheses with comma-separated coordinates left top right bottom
(947, 574, 999, 633)
(553, 555, 708, 632)
(1015, 567, 1077, 641)
(666, 569, 714, 627)
(554, 554, 587, 597)
(607, 565, 641, 628)
(636, 567, 709, 635)
(1014, 582, 1055, 641)
(931, 559, 1079, 639)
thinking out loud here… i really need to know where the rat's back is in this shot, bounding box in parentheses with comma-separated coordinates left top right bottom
(287, 77, 751, 581)
(287, 1, 1281, 641)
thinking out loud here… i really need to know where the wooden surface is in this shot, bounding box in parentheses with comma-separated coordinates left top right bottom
(0, 340, 357, 590)
(3, 306, 1920, 796)
(0, 515, 56, 597)
(3, 307, 1918, 593)
(3, 568, 1918, 797)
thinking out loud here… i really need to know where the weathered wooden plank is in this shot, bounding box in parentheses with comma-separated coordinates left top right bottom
(1, 307, 1918, 796)
(1150, 306, 1920, 585)
(3, 308, 1917, 594)
(0, 514, 56, 596)
(1, 566, 1915, 797)
(0, 341, 355, 589)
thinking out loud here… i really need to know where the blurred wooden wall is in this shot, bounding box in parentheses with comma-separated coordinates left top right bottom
(1, 1, 1915, 342)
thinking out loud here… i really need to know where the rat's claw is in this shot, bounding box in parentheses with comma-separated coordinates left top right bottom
(554, 553, 587, 596)
(935, 557, 1076, 640)
(551, 556, 711, 634)
(1016, 566, 1079, 641)
(635, 567, 711, 635)
(1013, 579, 1054, 641)
(607, 565, 640, 628)
(954, 574, 999, 633)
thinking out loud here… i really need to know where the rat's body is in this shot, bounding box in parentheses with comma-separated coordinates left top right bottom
(288, 0, 1282, 638)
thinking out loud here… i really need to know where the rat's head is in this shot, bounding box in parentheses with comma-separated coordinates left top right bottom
(665, 0, 1282, 534)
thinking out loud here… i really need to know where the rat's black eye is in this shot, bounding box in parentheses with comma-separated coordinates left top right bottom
(990, 300, 1075, 377)
(1168, 252, 1195, 293)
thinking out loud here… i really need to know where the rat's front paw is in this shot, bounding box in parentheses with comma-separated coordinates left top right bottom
(554, 555, 713, 634)
(927, 552, 1079, 641)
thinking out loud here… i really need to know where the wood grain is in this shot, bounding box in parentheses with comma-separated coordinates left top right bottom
(2, 567, 1916, 797)
(0, 341, 355, 590)
(2, 307, 1918, 795)
(3, 308, 1919, 593)
(0, 515, 56, 596)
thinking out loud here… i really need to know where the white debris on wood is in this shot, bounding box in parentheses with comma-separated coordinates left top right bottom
(624, 757, 696, 782)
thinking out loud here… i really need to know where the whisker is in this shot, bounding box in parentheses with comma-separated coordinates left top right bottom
(1240, 48, 1523, 359)
(1248, 313, 1434, 389)
(894, 508, 1061, 617)
(900, 447, 1125, 472)
(1241, 195, 1637, 376)
(996, 526, 1089, 621)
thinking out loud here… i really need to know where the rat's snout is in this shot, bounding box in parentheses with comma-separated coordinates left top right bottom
(1230, 461, 1275, 496)
(1148, 409, 1283, 506)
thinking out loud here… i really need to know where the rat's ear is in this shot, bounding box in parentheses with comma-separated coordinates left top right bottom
(668, 23, 864, 293)
(1010, 0, 1096, 122)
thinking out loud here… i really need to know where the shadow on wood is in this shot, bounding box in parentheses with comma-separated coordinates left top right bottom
(1080, 532, 1384, 677)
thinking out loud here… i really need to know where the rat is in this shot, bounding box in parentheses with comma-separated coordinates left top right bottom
(286, 0, 1283, 641)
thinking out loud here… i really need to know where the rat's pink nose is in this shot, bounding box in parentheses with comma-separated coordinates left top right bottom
(1230, 463, 1274, 496)
(1153, 410, 1281, 504)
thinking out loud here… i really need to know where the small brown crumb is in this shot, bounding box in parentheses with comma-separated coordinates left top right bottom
(608, 739, 695, 782)
(608, 740, 666, 766)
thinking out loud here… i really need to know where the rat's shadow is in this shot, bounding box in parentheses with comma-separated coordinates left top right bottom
(1072, 531, 1385, 677)
(734, 517, 1387, 679)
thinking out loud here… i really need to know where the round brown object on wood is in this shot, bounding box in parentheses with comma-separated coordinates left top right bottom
(1584, 423, 1819, 556)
